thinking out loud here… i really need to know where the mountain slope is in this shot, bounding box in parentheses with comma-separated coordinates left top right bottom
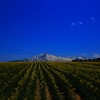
(24, 53, 87, 61)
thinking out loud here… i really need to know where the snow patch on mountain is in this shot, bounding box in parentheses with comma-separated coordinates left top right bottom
(24, 53, 87, 61)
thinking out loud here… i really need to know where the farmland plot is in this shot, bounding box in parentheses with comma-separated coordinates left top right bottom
(0, 62, 100, 100)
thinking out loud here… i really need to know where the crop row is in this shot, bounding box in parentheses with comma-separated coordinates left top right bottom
(0, 61, 100, 100)
(44, 62, 100, 100)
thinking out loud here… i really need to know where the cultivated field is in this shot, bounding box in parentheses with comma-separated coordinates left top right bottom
(0, 61, 100, 100)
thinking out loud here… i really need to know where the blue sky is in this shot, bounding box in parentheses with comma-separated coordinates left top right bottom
(0, 0, 100, 61)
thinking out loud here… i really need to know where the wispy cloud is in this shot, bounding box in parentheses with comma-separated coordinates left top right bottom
(71, 21, 83, 27)
(71, 22, 75, 27)
(93, 53, 100, 58)
(91, 17, 95, 20)
(78, 21, 83, 25)
(70, 17, 96, 27)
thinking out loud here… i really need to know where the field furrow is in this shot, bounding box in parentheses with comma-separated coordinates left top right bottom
(0, 61, 100, 100)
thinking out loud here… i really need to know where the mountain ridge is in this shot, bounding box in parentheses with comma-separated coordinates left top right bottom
(18, 53, 88, 62)
(11, 53, 88, 62)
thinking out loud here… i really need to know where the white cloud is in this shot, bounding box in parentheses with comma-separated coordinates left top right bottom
(93, 53, 100, 58)
(78, 21, 83, 25)
(71, 22, 75, 27)
(91, 17, 95, 20)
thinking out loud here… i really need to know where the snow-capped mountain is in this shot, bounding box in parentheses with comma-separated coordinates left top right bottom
(24, 53, 87, 61)
(75, 57, 88, 61)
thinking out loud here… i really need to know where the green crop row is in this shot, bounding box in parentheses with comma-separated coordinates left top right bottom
(0, 61, 100, 100)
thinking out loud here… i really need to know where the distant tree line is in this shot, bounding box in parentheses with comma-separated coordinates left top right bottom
(72, 58, 100, 62)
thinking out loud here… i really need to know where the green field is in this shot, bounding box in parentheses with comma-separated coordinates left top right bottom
(0, 62, 100, 100)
